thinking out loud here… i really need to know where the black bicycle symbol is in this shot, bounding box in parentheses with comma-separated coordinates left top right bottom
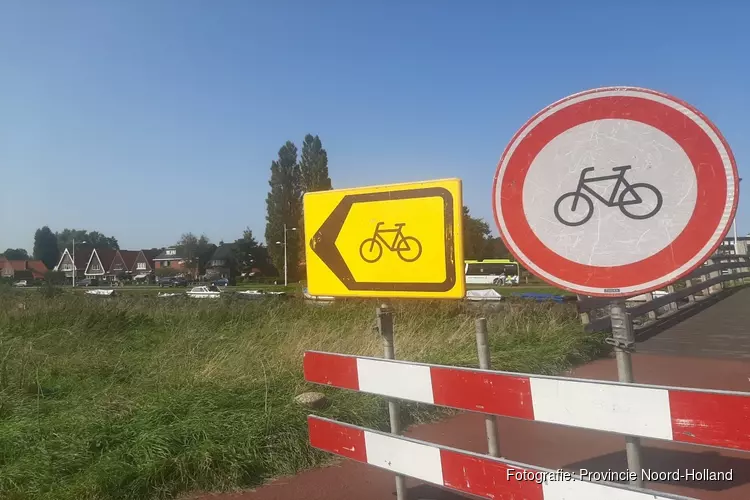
(553, 165, 663, 227)
(359, 222, 423, 263)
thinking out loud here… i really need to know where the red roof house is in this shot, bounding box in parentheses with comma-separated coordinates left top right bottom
(1, 259, 49, 280)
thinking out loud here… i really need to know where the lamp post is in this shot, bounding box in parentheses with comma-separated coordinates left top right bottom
(71, 239, 87, 287)
(276, 223, 297, 287)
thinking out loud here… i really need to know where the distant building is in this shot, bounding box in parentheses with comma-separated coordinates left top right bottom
(1, 259, 48, 280)
(205, 244, 235, 279)
(53, 248, 94, 281)
(153, 247, 187, 271)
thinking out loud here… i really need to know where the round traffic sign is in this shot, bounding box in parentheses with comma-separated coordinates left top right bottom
(492, 87, 738, 297)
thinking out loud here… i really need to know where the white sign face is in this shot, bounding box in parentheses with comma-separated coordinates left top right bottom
(524, 119, 698, 267)
(493, 87, 738, 297)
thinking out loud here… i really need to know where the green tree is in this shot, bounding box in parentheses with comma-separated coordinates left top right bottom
(33, 226, 60, 269)
(198, 243, 218, 276)
(462, 206, 492, 259)
(299, 134, 332, 194)
(484, 236, 510, 259)
(297, 134, 332, 275)
(232, 228, 260, 275)
(2, 248, 30, 260)
(265, 141, 302, 281)
(176, 233, 212, 278)
(232, 228, 277, 278)
(56, 229, 119, 253)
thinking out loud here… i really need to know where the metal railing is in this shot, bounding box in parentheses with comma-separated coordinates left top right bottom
(577, 255, 750, 332)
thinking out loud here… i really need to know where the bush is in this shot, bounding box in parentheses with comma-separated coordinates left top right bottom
(38, 280, 64, 298)
(45, 271, 67, 285)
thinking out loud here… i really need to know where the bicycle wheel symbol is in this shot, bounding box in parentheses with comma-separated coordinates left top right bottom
(553, 166, 663, 227)
(359, 222, 423, 263)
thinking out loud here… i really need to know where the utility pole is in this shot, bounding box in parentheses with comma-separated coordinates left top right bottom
(278, 223, 297, 287)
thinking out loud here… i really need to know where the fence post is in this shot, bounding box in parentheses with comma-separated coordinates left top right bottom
(685, 278, 695, 302)
(703, 259, 717, 296)
(377, 304, 406, 500)
(666, 285, 676, 311)
(607, 301, 644, 488)
(577, 295, 590, 326)
(643, 292, 658, 321)
(475, 318, 500, 457)
(709, 259, 722, 294)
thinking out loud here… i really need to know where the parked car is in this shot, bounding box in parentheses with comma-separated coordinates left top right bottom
(13, 280, 28, 287)
(159, 277, 189, 288)
(76, 278, 98, 287)
(212, 278, 229, 287)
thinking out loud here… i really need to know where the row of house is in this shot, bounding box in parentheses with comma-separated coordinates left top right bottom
(0, 256, 49, 280)
(54, 247, 160, 282)
(52, 245, 235, 282)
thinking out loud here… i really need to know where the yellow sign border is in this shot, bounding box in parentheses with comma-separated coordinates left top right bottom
(304, 178, 465, 299)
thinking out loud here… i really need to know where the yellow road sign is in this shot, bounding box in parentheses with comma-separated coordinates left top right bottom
(304, 178, 465, 299)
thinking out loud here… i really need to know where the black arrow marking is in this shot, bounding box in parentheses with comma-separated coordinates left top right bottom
(310, 187, 456, 292)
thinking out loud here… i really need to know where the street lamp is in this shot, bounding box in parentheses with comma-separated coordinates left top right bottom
(276, 223, 297, 287)
(71, 239, 87, 287)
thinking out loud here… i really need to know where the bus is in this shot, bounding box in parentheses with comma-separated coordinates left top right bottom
(464, 259, 520, 285)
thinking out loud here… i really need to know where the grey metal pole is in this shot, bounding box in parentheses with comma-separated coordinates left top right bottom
(283, 223, 288, 287)
(377, 304, 407, 500)
(72, 238, 76, 288)
(475, 318, 500, 457)
(608, 301, 644, 488)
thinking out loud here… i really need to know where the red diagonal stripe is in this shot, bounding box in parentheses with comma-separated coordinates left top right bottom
(307, 416, 367, 462)
(304, 351, 360, 390)
(431, 366, 535, 419)
(440, 449, 544, 499)
(670, 390, 750, 451)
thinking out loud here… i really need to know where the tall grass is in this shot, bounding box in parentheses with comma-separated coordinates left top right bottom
(0, 290, 606, 500)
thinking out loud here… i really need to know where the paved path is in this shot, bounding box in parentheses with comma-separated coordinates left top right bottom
(636, 286, 750, 360)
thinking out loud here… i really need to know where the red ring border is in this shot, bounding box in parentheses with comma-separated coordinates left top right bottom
(492, 87, 739, 297)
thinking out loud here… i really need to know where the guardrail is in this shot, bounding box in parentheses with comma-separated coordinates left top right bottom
(577, 254, 750, 333)
(304, 351, 750, 500)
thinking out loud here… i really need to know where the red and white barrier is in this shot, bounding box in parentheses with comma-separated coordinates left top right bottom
(308, 416, 692, 500)
(304, 351, 750, 452)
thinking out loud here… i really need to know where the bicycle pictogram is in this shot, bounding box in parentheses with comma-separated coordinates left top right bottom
(553, 165, 663, 227)
(359, 222, 423, 263)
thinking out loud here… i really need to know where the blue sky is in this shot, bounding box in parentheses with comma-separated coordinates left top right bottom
(1, 1, 748, 252)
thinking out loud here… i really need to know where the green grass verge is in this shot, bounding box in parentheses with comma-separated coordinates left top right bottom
(0, 289, 604, 500)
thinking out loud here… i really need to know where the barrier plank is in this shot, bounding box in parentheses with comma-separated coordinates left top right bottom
(304, 351, 750, 452)
(308, 416, 693, 500)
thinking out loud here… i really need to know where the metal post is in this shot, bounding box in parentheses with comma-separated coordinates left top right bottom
(576, 295, 590, 326)
(377, 304, 406, 500)
(607, 301, 644, 488)
(475, 318, 500, 457)
(666, 285, 676, 311)
(685, 278, 695, 302)
(643, 292, 657, 321)
(283, 223, 288, 287)
(72, 238, 76, 288)
(706, 259, 720, 294)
